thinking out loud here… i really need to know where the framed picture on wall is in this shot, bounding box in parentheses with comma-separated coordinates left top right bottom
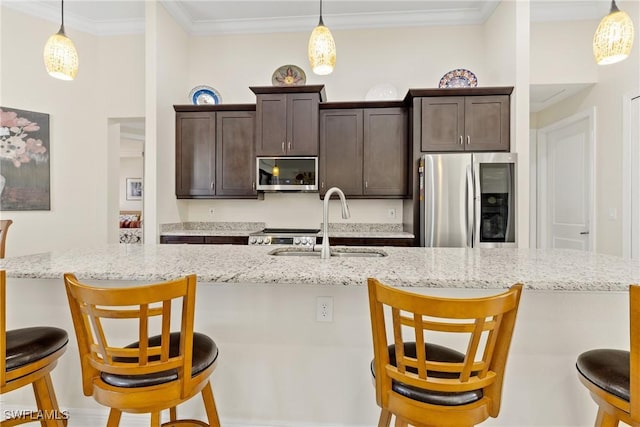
(126, 178, 142, 200)
(0, 106, 51, 210)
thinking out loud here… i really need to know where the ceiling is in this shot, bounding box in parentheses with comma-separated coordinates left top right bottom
(4, 0, 611, 36)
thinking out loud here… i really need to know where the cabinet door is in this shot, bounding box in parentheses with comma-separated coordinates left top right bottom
(216, 111, 257, 197)
(364, 108, 408, 196)
(319, 109, 363, 196)
(255, 94, 287, 155)
(287, 93, 319, 156)
(420, 97, 465, 152)
(175, 112, 215, 197)
(464, 95, 510, 151)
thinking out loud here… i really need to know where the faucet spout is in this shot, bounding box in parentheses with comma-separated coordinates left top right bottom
(321, 187, 350, 259)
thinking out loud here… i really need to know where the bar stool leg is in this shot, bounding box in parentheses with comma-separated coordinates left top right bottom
(595, 408, 619, 427)
(106, 408, 122, 427)
(201, 381, 220, 427)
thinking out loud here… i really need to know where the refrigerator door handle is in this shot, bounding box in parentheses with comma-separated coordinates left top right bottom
(466, 165, 474, 248)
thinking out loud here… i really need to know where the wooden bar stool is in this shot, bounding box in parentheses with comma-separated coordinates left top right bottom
(367, 278, 523, 427)
(576, 284, 640, 427)
(1, 270, 69, 426)
(0, 219, 13, 258)
(64, 273, 221, 427)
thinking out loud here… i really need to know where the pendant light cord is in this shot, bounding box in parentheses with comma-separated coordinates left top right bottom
(610, 0, 620, 13)
(318, 0, 324, 26)
(59, 0, 66, 34)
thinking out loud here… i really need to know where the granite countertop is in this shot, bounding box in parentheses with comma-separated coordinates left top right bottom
(159, 222, 414, 239)
(2, 244, 638, 291)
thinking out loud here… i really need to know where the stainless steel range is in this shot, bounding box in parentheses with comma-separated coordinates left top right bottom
(248, 228, 320, 246)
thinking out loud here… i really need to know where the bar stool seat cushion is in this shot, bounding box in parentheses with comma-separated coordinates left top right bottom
(576, 348, 630, 402)
(101, 331, 218, 388)
(371, 342, 484, 406)
(5, 326, 68, 371)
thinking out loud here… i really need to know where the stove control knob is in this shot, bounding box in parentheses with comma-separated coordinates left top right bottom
(249, 236, 257, 245)
(265, 237, 271, 245)
(257, 237, 264, 244)
(294, 237, 300, 245)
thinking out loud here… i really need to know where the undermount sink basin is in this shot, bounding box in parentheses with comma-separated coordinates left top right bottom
(268, 247, 388, 258)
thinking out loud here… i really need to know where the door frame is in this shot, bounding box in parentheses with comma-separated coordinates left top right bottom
(622, 94, 640, 258)
(535, 108, 596, 250)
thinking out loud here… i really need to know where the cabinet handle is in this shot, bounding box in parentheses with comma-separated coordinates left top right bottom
(459, 136, 463, 145)
(211, 181, 215, 190)
(321, 181, 324, 189)
(252, 182, 256, 191)
(281, 142, 285, 152)
(466, 136, 471, 145)
(365, 181, 368, 189)
(288, 141, 292, 151)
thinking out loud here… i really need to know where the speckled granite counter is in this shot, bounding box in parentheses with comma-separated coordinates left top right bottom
(160, 221, 264, 236)
(159, 221, 414, 239)
(1, 244, 638, 291)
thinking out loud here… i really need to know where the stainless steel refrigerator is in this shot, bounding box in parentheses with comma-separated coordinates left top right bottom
(419, 153, 517, 248)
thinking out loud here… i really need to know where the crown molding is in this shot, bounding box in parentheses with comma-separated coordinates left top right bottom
(4, 0, 501, 37)
(2, 1, 145, 36)
(162, 1, 501, 35)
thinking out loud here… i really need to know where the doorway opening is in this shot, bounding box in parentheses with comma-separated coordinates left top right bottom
(107, 118, 144, 244)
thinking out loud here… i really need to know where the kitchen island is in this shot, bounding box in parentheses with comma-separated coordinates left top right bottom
(2, 245, 639, 426)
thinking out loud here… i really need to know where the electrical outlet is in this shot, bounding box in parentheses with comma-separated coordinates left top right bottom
(387, 208, 396, 219)
(208, 208, 215, 216)
(316, 296, 333, 322)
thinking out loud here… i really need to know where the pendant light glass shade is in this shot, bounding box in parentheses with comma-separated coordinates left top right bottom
(44, 1, 78, 80)
(308, 0, 336, 75)
(593, 0, 634, 65)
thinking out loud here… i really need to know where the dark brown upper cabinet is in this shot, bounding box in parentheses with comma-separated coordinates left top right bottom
(405, 87, 512, 153)
(319, 105, 408, 198)
(250, 85, 325, 156)
(175, 105, 257, 199)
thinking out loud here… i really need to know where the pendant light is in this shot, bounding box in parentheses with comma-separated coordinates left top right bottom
(308, 0, 336, 76)
(593, 0, 634, 65)
(43, 0, 79, 80)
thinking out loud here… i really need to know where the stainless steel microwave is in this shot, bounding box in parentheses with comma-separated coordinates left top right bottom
(256, 157, 318, 191)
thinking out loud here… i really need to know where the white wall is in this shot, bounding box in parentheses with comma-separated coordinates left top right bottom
(0, 7, 145, 257)
(530, 0, 640, 255)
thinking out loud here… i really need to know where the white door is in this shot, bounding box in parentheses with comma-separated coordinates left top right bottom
(631, 97, 640, 259)
(537, 110, 594, 250)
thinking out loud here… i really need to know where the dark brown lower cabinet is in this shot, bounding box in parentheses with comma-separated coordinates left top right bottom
(320, 106, 408, 198)
(160, 236, 249, 245)
(160, 236, 205, 244)
(321, 237, 414, 247)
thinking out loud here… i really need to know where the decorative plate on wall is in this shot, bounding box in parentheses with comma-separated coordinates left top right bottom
(272, 65, 306, 86)
(438, 69, 478, 88)
(189, 85, 222, 105)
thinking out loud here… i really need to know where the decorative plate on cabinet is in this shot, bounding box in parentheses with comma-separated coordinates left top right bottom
(438, 69, 478, 88)
(189, 85, 222, 105)
(272, 65, 306, 86)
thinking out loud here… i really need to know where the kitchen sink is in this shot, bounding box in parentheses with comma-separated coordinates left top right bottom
(268, 247, 388, 258)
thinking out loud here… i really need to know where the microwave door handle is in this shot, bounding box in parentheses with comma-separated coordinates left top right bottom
(466, 165, 474, 248)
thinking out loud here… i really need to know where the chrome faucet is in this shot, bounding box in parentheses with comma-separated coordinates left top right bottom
(321, 187, 350, 259)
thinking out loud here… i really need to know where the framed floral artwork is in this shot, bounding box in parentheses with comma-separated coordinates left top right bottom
(0, 107, 50, 210)
(126, 178, 142, 200)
